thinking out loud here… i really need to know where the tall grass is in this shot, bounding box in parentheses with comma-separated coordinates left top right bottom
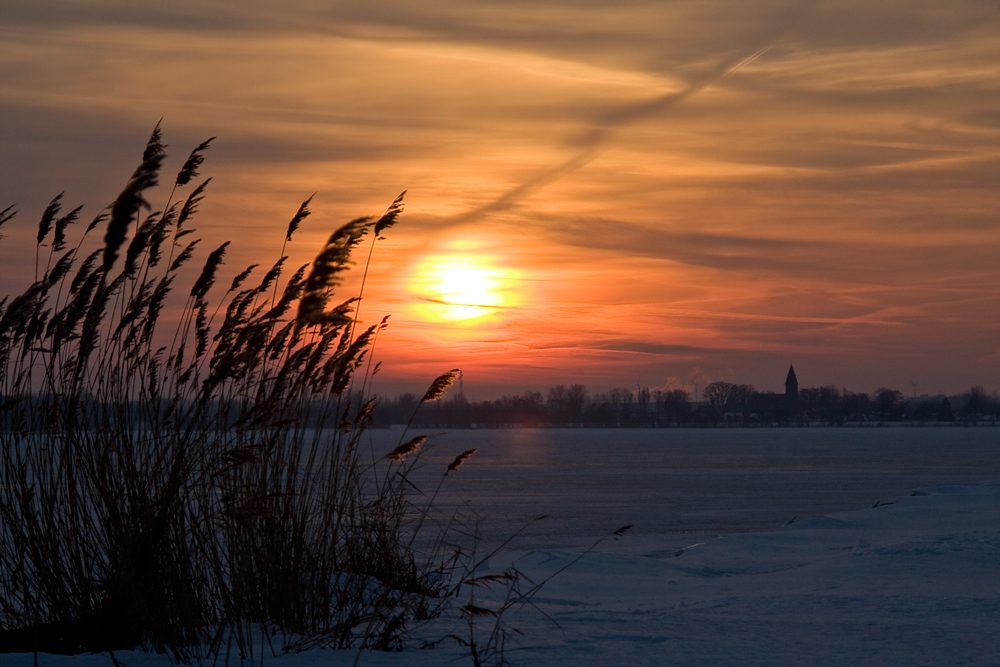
(0, 126, 464, 661)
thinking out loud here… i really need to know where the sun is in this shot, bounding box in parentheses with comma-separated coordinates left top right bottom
(414, 255, 510, 321)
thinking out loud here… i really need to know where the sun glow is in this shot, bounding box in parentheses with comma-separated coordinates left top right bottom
(413, 255, 511, 321)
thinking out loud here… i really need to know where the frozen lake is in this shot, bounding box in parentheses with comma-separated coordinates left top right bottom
(12, 427, 1000, 666)
(367, 427, 1000, 550)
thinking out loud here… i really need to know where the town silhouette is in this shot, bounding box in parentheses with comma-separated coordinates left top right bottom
(374, 366, 995, 429)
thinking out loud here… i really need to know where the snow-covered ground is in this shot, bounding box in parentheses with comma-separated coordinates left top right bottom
(488, 481, 1000, 666)
(9, 429, 1000, 666)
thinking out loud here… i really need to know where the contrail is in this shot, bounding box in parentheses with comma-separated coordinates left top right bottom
(421, 297, 512, 309)
(447, 2, 814, 224)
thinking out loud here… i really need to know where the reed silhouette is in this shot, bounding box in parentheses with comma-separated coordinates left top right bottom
(0, 126, 475, 662)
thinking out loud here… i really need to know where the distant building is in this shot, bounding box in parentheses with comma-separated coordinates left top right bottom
(785, 364, 799, 402)
(751, 364, 801, 422)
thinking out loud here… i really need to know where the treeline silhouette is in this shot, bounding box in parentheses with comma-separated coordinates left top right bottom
(372, 383, 1000, 428)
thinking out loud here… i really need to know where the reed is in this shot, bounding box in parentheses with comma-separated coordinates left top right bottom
(0, 127, 468, 662)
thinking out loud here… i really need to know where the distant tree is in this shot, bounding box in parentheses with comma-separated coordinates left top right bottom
(938, 396, 955, 422)
(799, 385, 843, 423)
(702, 381, 736, 417)
(374, 392, 419, 425)
(987, 390, 1000, 418)
(608, 387, 633, 426)
(565, 384, 588, 416)
(546, 384, 588, 424)
(963, 385, 987, 418)
(874, 388, 905, 420)
(908, 398, 936, 422)
(495, 391, 545, 427)
(585, 396, 616, 427)
(546, 384, 569, 416)
(636, 387, 651, 424)
(656, 389, 690, 426)
(799, 387, 822, 407)
(608, 387, 629, 409)
(842, 389, 871, 420)
(728, 384, 756, 417)
(819, 385, 842, 421)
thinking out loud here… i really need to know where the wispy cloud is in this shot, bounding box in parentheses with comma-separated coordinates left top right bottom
(2, 0, 999, 393)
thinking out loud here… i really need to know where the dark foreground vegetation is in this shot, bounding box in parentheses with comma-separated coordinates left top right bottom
(0, 127, 532, 665)
(374, 383, 999, 428)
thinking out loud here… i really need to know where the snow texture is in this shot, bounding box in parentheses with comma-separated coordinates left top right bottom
(9, 480, 1000, 666)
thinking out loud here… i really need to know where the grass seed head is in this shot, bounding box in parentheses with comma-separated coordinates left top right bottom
(36, 193, 64, 245)
(386, 435, 428, 462)
(422, 368, 461, 403)
(285, 194, 313, 242)
(296, 217, 370, 325)
(446, 448, 477, 475)
(190, 241, 230, 299)
(52, 205, 82, 252)
(103, 126, 166, 271)
(460, 604, 496, 617)
(0, 204, 16, 236)
(374, 191, 405, 237)
(175, 137, 214, 186)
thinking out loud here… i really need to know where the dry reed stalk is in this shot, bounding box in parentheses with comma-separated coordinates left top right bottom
(0, 127, 478, 663)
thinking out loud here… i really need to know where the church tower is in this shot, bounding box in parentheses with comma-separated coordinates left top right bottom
(785, 364, 799, 398)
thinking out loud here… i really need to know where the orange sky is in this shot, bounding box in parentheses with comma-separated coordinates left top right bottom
(2, 1, 999, 397)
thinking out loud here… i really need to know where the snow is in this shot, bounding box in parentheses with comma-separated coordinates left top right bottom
(8, 429, 1000, 666)
(509, 482, 1000, 666)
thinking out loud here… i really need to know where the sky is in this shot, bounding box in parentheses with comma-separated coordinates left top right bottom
(1, 0, 999, 399)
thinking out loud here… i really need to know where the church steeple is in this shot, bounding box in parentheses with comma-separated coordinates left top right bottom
(785, 364, 798, 398)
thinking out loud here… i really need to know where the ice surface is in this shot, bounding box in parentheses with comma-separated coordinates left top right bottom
(387, 427, 1000, 549)
(8, 429, 1000, 666)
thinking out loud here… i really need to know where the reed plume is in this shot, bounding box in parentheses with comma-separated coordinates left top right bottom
(36, 193, 63, 245)
(190, 241, 229, 300)
(175, 137, 214, 186)
(385, 435, 428, 461)
(285, 194, 313, 242)
(51, 205, 82, 252)
(423, 368, 462, 402)
(0, 204, 14, 231)
(374, 190, 406, 237)
(0, 126, 487, 664)
(102, 126, 165, 271)
(296, 216, 370, 325)
(447, 448, 477, 474)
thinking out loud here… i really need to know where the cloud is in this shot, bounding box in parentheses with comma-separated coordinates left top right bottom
(591, 340, 733, 356)
(549, 217, 998, 284)
(6, 0, 995, 71)
(2, 0, 999, 393)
